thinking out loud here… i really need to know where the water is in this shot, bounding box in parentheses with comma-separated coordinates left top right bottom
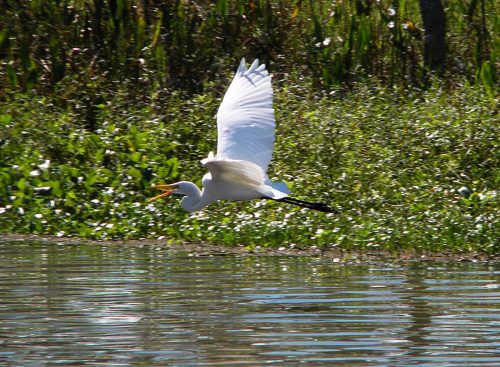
(0, 241, 498, 367)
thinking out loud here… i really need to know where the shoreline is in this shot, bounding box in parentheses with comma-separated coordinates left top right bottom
(1, 233, 498, 263)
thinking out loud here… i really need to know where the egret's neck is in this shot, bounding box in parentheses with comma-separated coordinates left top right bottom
(179, 182, 212, 212)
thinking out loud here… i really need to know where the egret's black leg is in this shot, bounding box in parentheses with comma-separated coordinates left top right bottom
(269, 197, 338, 214)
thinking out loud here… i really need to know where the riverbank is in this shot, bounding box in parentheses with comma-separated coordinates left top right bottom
(1, 84, 497, 253)
(2, 233, 497, 263)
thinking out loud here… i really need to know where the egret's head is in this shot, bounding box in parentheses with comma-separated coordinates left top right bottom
(148, 181, 200, 203)
(148, 183, 180, 203)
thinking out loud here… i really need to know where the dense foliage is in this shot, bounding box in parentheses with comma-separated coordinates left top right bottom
(0, 1, 498, 252)
(0, 82, 498, 252)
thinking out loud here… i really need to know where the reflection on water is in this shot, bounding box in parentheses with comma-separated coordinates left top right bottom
(0, 241, 498, 366)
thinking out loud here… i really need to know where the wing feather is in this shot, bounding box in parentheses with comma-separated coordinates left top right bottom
(216, 59, 275, 173)
(204, 159, 264, 186)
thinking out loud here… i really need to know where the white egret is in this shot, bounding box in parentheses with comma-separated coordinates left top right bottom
(149, 59, 336, 213)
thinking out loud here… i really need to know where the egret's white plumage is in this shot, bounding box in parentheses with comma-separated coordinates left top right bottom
(215, 59, 275, 172)
(150, 59, 290, 212)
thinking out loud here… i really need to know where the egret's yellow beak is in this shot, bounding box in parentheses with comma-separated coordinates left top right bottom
(148, 184, 177, 203)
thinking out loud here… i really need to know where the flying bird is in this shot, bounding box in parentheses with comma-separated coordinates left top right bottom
(149, 59, 336, 213)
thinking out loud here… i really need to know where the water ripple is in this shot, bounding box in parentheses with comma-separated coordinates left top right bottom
(0, 241, 498, 366)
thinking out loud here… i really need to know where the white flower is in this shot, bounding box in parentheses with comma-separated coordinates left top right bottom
(34, 186, 51, 193)
(322, 37, 331, 46)
(29, 169, 41, 177)
(38, 160, 50, 170)
(104, 187, 114, 195)
(34, 213, 43, 219)
(388, 7, 396, 16)
(388, 21, 395, 29)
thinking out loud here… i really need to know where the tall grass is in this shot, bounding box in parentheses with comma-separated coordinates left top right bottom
(0, 0, 497, 96)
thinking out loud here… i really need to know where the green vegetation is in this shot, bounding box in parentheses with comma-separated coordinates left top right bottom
(0, 1, 498, 253)
(0, 0, 497, 93)
(1, 83, 498, 252)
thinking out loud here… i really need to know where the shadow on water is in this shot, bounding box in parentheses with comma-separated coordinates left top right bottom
(0, 241, 499, 366)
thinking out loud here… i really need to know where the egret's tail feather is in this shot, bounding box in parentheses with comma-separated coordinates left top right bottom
(271, 181, 290, 195)
(260, 180, 289, 200)
(267, 188, 288, 200)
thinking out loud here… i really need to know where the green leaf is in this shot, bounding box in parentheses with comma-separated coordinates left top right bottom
(17, 178, 26, 191)
(0, 114, 12, 125)
(50, 181, 63, 197)
(128, 167, 142, 181)
(66, 191, 77, 199)
(130, 151, 141, 163)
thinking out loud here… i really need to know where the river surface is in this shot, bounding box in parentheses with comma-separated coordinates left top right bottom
(0, 241, 499, 366)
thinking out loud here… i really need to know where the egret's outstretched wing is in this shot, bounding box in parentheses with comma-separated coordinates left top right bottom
(216, 59, 275, 173)
(204, 159, 264, 187)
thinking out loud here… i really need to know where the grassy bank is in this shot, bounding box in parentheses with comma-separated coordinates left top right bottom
(1, 2, 498, 253)
(0, 80, 497, 253)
